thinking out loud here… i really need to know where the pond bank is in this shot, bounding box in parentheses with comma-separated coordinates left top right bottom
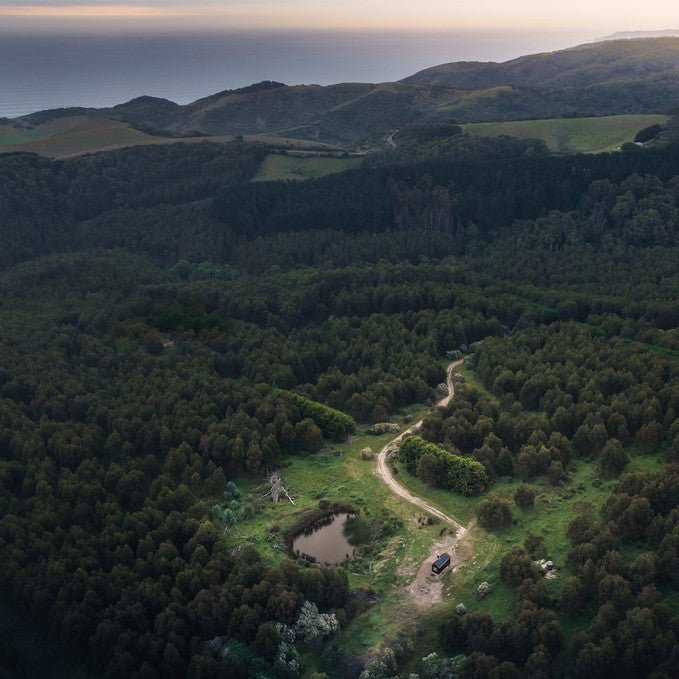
(285, 502, 357, 565)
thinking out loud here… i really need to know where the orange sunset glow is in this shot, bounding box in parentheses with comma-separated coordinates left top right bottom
(1, 1, 678, 31)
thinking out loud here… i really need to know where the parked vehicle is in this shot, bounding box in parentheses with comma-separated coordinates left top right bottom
(432, 552, 451, 574)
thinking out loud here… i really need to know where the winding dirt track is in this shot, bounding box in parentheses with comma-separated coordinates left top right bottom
(375, 359, 465, 532)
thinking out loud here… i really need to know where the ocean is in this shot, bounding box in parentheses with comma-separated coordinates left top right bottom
(1, 29, 596, 118)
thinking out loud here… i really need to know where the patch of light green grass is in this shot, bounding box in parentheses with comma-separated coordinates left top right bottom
(464, 114, 669, 153)
(253, 153, 361, 181)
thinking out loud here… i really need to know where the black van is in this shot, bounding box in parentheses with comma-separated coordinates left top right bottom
(432, 552, 451, 574)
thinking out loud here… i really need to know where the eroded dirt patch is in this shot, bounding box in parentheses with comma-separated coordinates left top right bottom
(405, 525, 470, 607)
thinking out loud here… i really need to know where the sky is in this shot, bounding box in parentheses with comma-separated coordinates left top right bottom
(1, 0, 679, 32)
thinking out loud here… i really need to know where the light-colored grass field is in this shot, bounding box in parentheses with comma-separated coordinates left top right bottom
(0, 115, 93, 144)
(253, 153, 362, 181)
(464, 114, 669, 153)
(0, 116, 342, 158)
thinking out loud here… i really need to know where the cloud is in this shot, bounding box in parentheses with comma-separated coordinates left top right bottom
(0, 0, 677, 31)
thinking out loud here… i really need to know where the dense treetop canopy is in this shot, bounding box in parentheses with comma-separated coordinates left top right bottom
(0, 135, 677, 677)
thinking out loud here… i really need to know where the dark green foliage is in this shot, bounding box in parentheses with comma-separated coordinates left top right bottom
(560, 577, 585, 618)
(0, 140, 264, 270)
(400, 436, 489, 496)
(524, 532, 544, 557)
(284, 392, 355, 441)
(213, 145, 679, 250)
(599, 439, 629, 478)
(635, 123, 664, 143)
(417, 452, 446, 486)
(441, 599, 562, 674)
(343, 511, 402, 546)
(564, 466, 679, 677)
(514, 485, 535, 510)
(476, 494, 513, 530)
(367, 126, 548, 166)
(0, 112, 678, 678)
(500, 547, 540, 587)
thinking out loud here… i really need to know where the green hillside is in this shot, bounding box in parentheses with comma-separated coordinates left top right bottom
(465, 114, 669, 153)
(4, 38, 676, 147)
(0, 116, 340, 158)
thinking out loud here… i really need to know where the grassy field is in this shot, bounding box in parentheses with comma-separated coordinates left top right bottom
(0, 116, 343, 158)
(253, 153, 362, 181)
(222, 360, 668, 676)
(464, 114, 669, 153)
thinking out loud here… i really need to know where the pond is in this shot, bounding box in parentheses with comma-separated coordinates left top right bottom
(292, 512, 357, 565)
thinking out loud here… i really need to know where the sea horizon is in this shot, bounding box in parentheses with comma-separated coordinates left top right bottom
(1, 28, 597, 118)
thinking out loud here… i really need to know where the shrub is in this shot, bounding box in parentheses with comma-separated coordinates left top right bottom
(559, 579, 585, 622)
(360, 447, 375, 461)
(514, 485, 535, 510)
(476, 582, 492, 600)
(547, 461, 564, 485)
(365, 422, 400, 435)
(476, 494, 513, 530)
(500, 546, 540, 587)
(599, 439, 629, 478)
(524, 531, 544, 557)
(417, 452, 445, 486)
(634, 123, 664, 143)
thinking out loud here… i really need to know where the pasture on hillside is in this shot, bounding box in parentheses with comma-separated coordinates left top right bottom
(465, 114, 669, 153)
(0, 116, 342, 158)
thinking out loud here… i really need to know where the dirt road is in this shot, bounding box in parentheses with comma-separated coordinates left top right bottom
(374, 359, 471, 605)
(375, 359, 464, 531)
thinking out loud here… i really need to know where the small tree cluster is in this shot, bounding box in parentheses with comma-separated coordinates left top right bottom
(286, 392, 356, 441)
(476, 494, 513, 530)
(500, 546, 540, 587)
(513, 485, 535, 510)
(400, 436, 489, 496)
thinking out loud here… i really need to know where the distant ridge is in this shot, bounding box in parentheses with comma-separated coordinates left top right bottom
(403, 37, 679, 89)
(7, 38, 679, 145)
(597, 30, 679, 41)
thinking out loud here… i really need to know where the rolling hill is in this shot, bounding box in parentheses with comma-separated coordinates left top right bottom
(403, 37, 679, 89)
(109, 40, 679, 143)
(3, 38, 678, 148)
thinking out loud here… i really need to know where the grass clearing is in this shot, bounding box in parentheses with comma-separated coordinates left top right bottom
(464, 114, 669, 153)
(0, 116, 344, 158)
(253, 153, 362, 181)
(223, 401, 462, 670)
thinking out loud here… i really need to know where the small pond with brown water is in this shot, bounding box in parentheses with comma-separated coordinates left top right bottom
(292, 512, 356, 565)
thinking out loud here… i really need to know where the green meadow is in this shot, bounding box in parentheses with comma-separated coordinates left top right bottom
(0, 116, 343, 158)
(465, 114, 669, 153)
